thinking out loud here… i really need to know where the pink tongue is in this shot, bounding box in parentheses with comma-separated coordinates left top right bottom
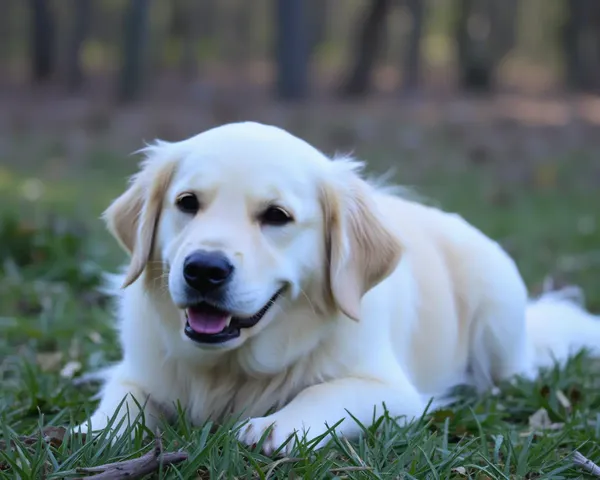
(187, 307, 230, 334)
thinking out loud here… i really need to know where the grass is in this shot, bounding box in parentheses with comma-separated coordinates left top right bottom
(0, 129, 599, 479)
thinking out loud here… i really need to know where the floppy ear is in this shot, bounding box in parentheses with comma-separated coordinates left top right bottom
(321, 159, 403, 321)
(103, 145, 177, 288)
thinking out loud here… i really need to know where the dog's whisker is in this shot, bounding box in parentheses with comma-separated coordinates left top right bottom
(298, 288, 318, 317)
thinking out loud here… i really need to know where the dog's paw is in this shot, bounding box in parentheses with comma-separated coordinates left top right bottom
(237, 415, 306, 456)
(72, 413, 139, 444)
(73, 413, 110, 438)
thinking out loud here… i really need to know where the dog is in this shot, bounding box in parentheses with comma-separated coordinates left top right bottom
(79, 122, 600, 455)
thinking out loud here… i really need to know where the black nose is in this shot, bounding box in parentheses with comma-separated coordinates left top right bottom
(183, 250, 234, 292)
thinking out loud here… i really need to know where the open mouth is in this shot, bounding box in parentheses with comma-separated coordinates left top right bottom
(184, 288, 285, 344)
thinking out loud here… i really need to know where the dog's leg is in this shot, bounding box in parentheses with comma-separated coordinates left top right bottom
(469, 293, 536, 389)
(76, 373, 159, 440)
(237, 374, 424, 455)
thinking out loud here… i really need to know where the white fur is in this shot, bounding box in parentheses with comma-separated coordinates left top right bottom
(80, 122, 600, 455)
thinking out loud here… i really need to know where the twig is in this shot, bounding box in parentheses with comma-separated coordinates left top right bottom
(329, 466, 373, 473)
(265, 457, 303, 480)
(573, 451, 600, 478)
(74, 431, 188, 479)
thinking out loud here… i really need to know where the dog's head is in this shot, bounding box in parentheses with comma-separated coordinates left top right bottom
(105, 122, 402, 350)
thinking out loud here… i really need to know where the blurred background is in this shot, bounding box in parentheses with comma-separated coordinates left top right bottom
(0, 0, 599, 317)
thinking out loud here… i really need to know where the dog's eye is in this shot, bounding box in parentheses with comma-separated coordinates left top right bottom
(260, 206, 293, 226)
(176, 193, 200, 214)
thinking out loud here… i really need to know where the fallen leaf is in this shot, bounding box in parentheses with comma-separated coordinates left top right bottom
(452, 466, 467, 475)
(88, 331, 103, 344)
(556, 389, 572, 410)
(20, 178, 44, 202)
(69, 338, 81, 359)
(36, 352, 63, 372)
(528, 407, 564, 433)
(41, 426, 68, 448)
(60, 361, 82, 379)
(0, 426, 84, 452)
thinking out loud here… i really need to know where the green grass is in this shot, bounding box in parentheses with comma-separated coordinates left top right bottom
(0, 133, 599, 478)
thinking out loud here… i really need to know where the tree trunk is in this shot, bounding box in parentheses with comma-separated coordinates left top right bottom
(455, 0, 493, 92)
(564, 0, 600, 92)
(30, 0, 55, 82)
(274, 0, 309, 100)
(172, 0, 199, 80)
(232, 0, 253, 66)
(588, 0, 600, 92)
(0, 0, 14, 69)
(197, 0, 217, 41)
(66, 0, 92, 92)
(402, 0, 425, 91)
(118, 0, 152, 103)
(488, 0, 517, 68)
(309, 0, 329, 54)
(339, 0, 391, 98)
(563, 0, 585, 90)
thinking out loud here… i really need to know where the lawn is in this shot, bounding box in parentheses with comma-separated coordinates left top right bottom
(0, 115, 599, 478)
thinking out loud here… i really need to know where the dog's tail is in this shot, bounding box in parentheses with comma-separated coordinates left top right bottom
(526, 285, 600, 370)
(427, 285, 599, 412)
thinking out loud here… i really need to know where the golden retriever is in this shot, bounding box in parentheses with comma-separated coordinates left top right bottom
(80, 122, 600, 455)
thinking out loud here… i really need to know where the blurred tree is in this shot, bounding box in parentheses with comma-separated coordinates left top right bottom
(0, 0, 13, 67)
(275, 0, 309, 100)
(455, 0, 493, 92)
(562, 0, 586, 90)
(402, 0, 426, 91)
(231, 0, 254, 69)
(489, 0, 517, 71)
(30, 0, 55, 82)
(171, 0, 199, 80)
(562, 0, 600, 92)
(66, 0, 92, 92)
(197, 0, 217, 42)
(340, 0, 391, 97)
(309, 0, 329, 54)
(118, 0, 152, 103)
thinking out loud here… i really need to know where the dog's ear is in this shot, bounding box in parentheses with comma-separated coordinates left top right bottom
(103, 144, 177, 288)
(321, 159, 403, 321)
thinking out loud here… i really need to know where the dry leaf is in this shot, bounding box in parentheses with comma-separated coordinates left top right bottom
(0, 426, 83, 452)
(556, 390, 572, 410)
(36, 352, 63, 372)
(527, 407, 564, 434)
(88, 331, 103, 344)
(41, 426, 68, 448)
(60, 361, 82, 379)
(69, 338, 82, 359)
(452, 466, 467, 475)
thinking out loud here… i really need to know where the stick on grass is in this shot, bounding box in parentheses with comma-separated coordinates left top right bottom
(75, 430, 188, 480)
(573, 451, 600, 478)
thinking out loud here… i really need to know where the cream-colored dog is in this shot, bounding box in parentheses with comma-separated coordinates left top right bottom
(81, 122, 600, 454)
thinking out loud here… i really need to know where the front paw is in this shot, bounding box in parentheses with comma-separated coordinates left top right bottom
(72, 414, 111, 442)
(73, 411, 143, 443)
(237, 415, 304, 456)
